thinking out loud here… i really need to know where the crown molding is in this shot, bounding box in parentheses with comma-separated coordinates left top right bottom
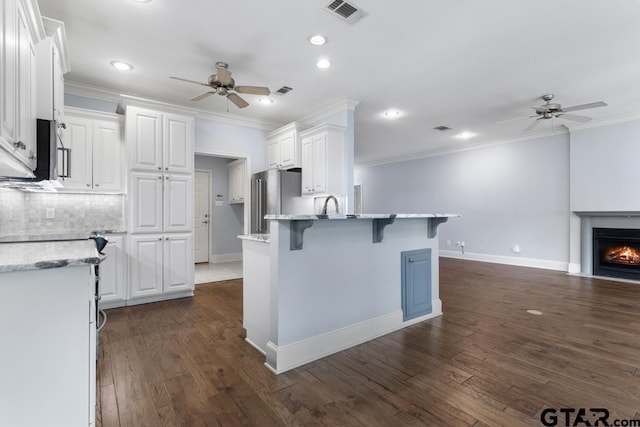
(64, 106, 122, 122)
(42, 18, 70, 73)
(299, 99, 360, 125)
(64, 81, 281, 130)
(356, 127, 569, 168)
(23, 0, 45, 41)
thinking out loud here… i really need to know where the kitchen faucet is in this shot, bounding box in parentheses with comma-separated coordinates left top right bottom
(321, 195, 340, 215)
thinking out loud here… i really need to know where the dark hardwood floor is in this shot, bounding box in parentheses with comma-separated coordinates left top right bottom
(96, 258, 640, 426)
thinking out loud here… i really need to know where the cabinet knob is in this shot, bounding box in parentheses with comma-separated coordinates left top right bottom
(158, 176, 162, 180)
(158, 238, 162, 241)
(165, 176, 170, 180)
(157, 166, 162, 170)
(28, 154, 35, 160)
(409, 258, 415, 263)
(165, 237, 169, 240)
(95, 184, 99, 187)
(165, 167, 169, 171)
(86, 183, 91, 187)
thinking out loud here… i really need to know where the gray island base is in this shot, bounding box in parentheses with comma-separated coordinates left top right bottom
(239, 213, 459, 374)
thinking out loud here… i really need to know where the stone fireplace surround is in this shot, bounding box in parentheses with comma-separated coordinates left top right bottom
(572, 212, 640, 279)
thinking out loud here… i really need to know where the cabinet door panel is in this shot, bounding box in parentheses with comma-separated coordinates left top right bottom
(99, 235, 125, 304)
(130, 172, 163, 233)
(401, 249, 432, 321)
(279, 132, 295, 167)
(301, 138, 314, 194)
(164, 174, 193, 232)
(16, 3, 35, 168)
(92, 120, 122, 191)
(268, 140, 279, 169)
(128, 108, 162, 171)
(312, 134, 327, 193)
(61, 118, 93, 190)
(163, 234, 193, 293)
(0, 0, 18, 148)
(130, 235, 163, 298)
(164, 114, 193, 173)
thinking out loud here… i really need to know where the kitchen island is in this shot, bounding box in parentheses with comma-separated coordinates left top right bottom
(0, 239, 101, 426)
(240, 213, 458, 374)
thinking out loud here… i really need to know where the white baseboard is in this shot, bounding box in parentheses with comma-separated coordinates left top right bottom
(264, 307, 443, 374)
(125, 290, 194, 307)
(567, 263, 582, 274)
(210, 252, 242, 263)
(440, 249, 568, 272)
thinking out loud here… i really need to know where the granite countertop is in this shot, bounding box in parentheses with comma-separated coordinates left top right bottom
(264, 213, 460, 220)
(0, 240, 103, 273)
(0, 229, 127, 243)
(238, 234, 271, 243)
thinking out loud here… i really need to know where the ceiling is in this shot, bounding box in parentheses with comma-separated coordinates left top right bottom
(37, 0, 640, 165)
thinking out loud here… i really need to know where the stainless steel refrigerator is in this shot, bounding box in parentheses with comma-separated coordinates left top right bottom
(251, 169, 301, 234)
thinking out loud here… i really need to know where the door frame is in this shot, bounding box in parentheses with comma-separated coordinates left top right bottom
(194, 168, 211, 263)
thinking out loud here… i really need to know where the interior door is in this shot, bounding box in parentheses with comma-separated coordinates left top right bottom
(194, 170, 210, 263)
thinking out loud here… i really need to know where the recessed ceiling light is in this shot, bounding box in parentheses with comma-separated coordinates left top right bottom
(110, 61, 133, 71)
(316, 59, 331, 69)
(309, 34, 327, 46)
(455, 131, 477, 140)
(383, 110, 402, 119)
(258, 97, 274, 105)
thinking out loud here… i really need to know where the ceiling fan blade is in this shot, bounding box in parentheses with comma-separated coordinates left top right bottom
(190, 91, 215, 102)
(557, 113, 591, 123)
(524, 118, 543, 131)
(561, 101, 607, 113)
(227, 93, 249, 109)
(216, 66, 232, 86)
(234, 86, 270, 96)
(170, 76, 209, 87)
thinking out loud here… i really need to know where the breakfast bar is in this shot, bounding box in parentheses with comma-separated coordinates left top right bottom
(240, 213, 458, 374)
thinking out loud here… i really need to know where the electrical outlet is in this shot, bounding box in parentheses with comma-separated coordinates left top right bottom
(45, 208, 55, 219)
(512, 244, 520, 253)
(446, 240, 451, 246)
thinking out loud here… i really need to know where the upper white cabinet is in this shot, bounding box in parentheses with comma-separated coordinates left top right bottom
(299, 124, 346, 196)
(267, 122, 303, 170)
(35, 18, 69, 125)
(126, 106, 194, 174)
(61, 108, 123, 192)
(228, 158, 245, 204)
(0, 0, 41, 173)
(129, 171, 193, 234)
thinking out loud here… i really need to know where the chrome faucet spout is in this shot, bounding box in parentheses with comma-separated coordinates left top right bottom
(322, 195, 340, 215)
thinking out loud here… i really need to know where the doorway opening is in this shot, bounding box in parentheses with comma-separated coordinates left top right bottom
(193, 153, 247, 284)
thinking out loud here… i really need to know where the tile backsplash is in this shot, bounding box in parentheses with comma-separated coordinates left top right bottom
(0, 189, 125, 239)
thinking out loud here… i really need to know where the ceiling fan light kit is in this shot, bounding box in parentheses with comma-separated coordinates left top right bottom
(170, 61, 270, 109)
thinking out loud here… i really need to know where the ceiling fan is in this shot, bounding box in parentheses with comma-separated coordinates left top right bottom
(170, 62, 270, 109)
(502, 94, 608, 131)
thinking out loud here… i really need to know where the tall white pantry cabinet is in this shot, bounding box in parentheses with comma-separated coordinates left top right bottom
(126, 105, 195, 304)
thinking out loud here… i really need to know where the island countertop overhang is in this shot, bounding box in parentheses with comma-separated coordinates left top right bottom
(264, 213, 460, 220)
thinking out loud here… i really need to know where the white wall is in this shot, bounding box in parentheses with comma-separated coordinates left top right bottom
(355, 133, 571, 268)
(570, 119, 640, 212)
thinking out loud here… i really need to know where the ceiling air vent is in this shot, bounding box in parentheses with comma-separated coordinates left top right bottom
(433, 125, 452, 131)
(275, 86, 293, 95)
(323, 0, 367, 24)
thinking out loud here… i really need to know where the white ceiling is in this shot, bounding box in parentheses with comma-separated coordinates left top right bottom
(37, 0, 640, 165)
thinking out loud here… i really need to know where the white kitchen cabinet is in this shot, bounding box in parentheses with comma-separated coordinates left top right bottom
(61, 109, 124, 192)
(130, 233, 193, 299)
(36, 18, 69, 124)
(228, 158, 246, 204)
(99, 234, 126, 308)
(0, 265, 96, 426)
(130, 171, 193, 233)
(267, 122, 303, 169)
(299, 124, 346, 196)
(127, 106, 194, 173)
(0, 0, 40, 172)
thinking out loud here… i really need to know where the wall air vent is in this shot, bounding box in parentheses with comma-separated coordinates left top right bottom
(275, 86, 293, 95)
(323, 0, 367, 24)
(433, 125, 452, 131)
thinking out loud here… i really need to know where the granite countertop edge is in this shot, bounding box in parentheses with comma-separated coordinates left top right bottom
(0, 240, 103, 273)
(264, 213, 461, 220)
(0, 229, 128, 243)
(238, 234, 271, 243)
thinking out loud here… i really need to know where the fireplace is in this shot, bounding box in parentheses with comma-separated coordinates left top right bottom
(592, 228, 640, 280)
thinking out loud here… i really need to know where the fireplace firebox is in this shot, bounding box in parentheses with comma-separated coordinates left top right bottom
(593, 228, 640, 281)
